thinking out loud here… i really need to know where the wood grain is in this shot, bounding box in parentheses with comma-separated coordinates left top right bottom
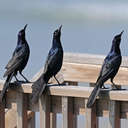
(16, 93, 28, 128)
(108, 101, 120, 128)
(0, 103, 5, 128)
(39, 94, 50, 128)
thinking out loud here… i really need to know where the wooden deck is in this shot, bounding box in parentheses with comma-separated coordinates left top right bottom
(1, 53, 128, 128)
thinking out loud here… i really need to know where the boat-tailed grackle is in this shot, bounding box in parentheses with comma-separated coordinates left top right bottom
(0, 24, 30, 103)
(87, 31, 124, 108)
(31, 25, 63, 104)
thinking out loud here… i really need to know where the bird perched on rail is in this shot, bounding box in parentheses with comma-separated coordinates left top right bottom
(31, 25, 63, 104)
(87, 31, 124, 108)
(0, 24, 30, 103)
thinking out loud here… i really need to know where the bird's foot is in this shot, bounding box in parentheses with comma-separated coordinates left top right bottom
(111, 83, 122, 90)
(9, 81, 22, 88)
(57, 83, 65, 86)
(112, 87, 126, 90)
(112, 86, 120, 90)
(25, 80, 32, 83)
(56, 82, 66, 86)
(58, 83, 61, 86)
(102, 85, 109, 89)
(48, 83, 66, 87)
(111, 81, 124, 90)
(15, 80, 26, 84)
(15, 80, 32, 84)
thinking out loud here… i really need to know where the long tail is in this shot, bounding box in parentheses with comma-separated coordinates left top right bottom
(31, 74, 48, 104)
(87, 81, 103, 108)
(0, 73, 13, 103)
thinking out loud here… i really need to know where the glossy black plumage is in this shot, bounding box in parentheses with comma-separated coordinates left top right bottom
(0, 25, 30, 102)
(31, 25, 63, 104)
(87, 31, 124, 108)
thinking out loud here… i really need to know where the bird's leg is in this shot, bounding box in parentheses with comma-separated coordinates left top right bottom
(11, 75, 22, 87)
(111, 79, 120, 90)
(14, 75, 20, 82)
(19, 72, 30, 83)
(54, 75, 60, 85)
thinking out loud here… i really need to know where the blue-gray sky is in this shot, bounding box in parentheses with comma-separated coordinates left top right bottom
(1, 1, 128, 127)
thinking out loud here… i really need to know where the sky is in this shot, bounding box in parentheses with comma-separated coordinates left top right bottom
(1, 1, 128, 127)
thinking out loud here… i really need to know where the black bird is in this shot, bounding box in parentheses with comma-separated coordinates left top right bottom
(0, 24, 30, 102)
(31, 25, 63, 104)
(87, 31, 124, 108)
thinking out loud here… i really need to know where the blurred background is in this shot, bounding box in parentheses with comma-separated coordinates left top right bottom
(0, 0, 128, 127)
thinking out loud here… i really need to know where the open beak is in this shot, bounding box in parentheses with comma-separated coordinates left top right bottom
(24, 24, 28, 31)
(59, 25, 62, 32)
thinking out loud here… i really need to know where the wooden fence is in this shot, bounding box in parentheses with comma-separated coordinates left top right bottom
(1, 53, 128, 128)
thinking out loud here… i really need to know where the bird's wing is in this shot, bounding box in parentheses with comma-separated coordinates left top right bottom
(43, 48, 59, 73)
(31, 48, 59, 104)
(4, 45, 26, 77)
(98, 55, 121, 81)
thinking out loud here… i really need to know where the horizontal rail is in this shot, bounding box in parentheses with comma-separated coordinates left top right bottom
(0, 84, 128, 102)
(62, 62, 128, 85)
(64, 53, 128, 67)
(47, 86, 128, 101)
(31, 53, 128, 85)
(1, 52, 128, 128)
(1, 84, 128, 125)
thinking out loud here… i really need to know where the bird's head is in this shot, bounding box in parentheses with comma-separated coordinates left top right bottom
(113, 30, 124, 45)
(53, 25, 62, 39)
(18, 24, 27, 38)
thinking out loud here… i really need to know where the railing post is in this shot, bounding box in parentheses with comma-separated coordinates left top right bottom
(84, 83, 98, 128)
(28, 112, 35, 128)
(0, 103, 5, 128)
(50, 96, 56, 128)
(39, 94, 50, 128)
(16, 93, 28, 128)
(62, 96, 68, 128)
(67, 81, 78, 128)
(50, 112, 56, 128)
(85, 100, 98, 128)
(62, 96, 75, 128)
(49, 72, 64, 128)
(108, 101, 120, 128)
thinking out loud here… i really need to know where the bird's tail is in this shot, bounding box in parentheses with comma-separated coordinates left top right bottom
(0, 73, 13, 103)
(87, 81, 103, 108)
(31, 74, 47, 104)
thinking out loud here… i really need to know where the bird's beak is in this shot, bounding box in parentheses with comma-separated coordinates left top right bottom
(120, 30, 124, 36)
(24, 24, 28, 31)
(59, 25, 62, 32)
